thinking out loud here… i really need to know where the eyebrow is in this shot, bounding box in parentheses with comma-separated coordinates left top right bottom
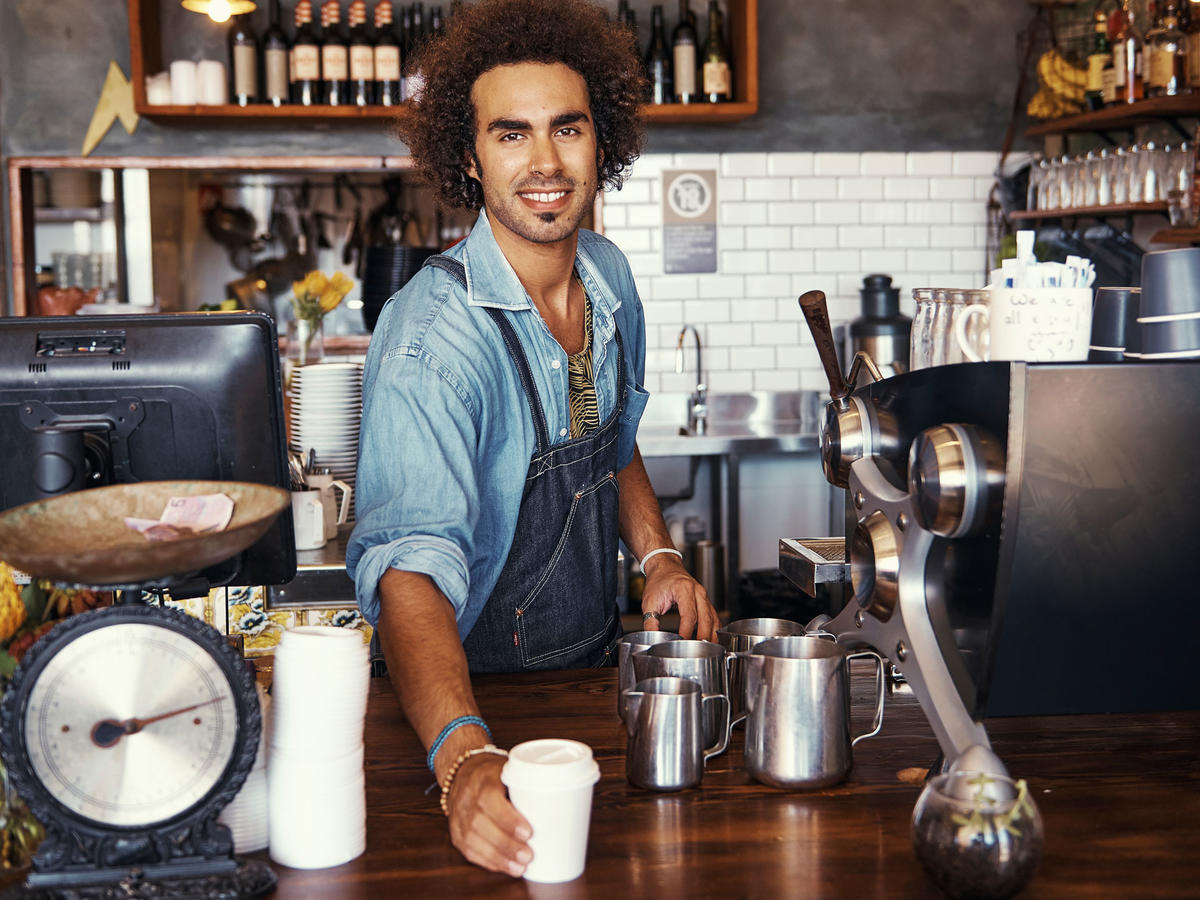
(485, 110, 591, 133)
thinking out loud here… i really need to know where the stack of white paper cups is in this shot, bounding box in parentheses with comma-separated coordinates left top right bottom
(267, 626, 370, 868)
(219, 685, 270, 853)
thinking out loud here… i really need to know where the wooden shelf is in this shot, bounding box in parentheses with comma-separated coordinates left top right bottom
(1009, 201, 1168, 221)
(129, 0, 759, 127)
(34, 205, 110, 223)
(137, 99, 759, 126)
(1149, 226, 1200, 244)
(1026, 95, 1200, 138)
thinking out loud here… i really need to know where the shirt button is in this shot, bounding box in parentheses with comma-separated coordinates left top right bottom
(551, 359, 561, 370)
(559, 428, 568, 437)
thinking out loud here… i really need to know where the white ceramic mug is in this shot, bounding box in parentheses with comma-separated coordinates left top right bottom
(955, 287, 1093, 362)
(304, 473, 352, 541)
(290, 490, 327, 551)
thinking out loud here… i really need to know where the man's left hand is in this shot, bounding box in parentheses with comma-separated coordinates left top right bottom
(640, 556, 720, 641)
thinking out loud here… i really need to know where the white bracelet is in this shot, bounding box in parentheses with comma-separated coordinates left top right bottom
(639, 546, 683, 573)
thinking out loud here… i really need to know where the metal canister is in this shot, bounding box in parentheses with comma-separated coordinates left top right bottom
(849, 274, 912, 380)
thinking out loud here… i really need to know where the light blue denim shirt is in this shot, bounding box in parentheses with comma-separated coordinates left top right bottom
(346, 210, 649, 638)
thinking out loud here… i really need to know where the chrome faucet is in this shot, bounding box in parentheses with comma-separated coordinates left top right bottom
(675, 325, 707, 435)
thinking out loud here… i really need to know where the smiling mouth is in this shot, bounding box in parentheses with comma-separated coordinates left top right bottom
(520, 190, 569, 203)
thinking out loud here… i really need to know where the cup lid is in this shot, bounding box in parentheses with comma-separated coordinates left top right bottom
(500, 739, 599, 791)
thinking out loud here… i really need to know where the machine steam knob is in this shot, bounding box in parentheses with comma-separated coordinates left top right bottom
(907, 424, 1005, 539)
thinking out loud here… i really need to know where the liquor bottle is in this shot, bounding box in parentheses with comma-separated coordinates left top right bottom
(262, 0, 290, 106)
(429, 5, 443, 37)
(322, 0, 350, 105)
(229, 13, 259, 105)
(1149, 0, 1186, 96)
(1143, 0, 1163, 96)
(672, 0, 698, 103)
(701, 0, 730, 102)
(1101, 5, 1121, 105)
(1112, 0, 1144, 104)
(374, 0, 402, 105)
(617, 0, 630, 24)
(1085, 8, 1111, 110)
(291, 0, 322, 105)
(347, 0, 374, 105)
(1186, 0, 1200, 91)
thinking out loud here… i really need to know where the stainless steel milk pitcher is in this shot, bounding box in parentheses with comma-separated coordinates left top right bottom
(632, 639, 731, 752)
(739, 635, 885, 789)
(620, 676, 729, 791)
(616, 630, 684, 714)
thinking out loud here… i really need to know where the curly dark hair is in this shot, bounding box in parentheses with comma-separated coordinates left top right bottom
(398, 0, 647, 211)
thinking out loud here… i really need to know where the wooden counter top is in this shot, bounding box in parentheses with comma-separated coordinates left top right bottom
(254, 670, 1200, 898)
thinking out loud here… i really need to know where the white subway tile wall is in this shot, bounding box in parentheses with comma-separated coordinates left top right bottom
(603, 151, 999, 395)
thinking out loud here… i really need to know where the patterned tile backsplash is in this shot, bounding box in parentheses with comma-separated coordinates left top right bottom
(602, 151, 1003, 396)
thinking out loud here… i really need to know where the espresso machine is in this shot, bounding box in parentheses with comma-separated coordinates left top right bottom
(783, 292, 1200, 768)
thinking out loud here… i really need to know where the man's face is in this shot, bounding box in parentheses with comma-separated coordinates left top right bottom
(466, 62, 599, 250)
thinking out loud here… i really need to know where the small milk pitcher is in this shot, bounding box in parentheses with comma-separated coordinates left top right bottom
(633, 640, 731, 753)
(621, 677, 729, 791)
(739, 636, 885, 789)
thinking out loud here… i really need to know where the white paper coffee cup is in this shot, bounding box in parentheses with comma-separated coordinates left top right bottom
(500, 739, 600, 883)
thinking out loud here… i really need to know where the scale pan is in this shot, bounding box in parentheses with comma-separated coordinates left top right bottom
(0, 481, 289, 587)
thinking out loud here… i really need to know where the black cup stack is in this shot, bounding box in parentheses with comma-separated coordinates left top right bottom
(1088, 287, 1139, 363)
(360, 245, 438, 332)
(1137, 248, 1200, 360)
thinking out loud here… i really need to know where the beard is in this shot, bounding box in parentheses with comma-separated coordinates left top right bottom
(474, 160, 596, 246)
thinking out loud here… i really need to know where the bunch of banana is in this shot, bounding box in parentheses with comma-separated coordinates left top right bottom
(0, 562, 26, 645)
(1028, 47, 1088, 119)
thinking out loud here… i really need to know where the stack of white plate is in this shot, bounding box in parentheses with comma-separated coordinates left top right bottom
(218, 687, 270, 853)
(288, 363, 363, 522)
(267, 626, 370, 869)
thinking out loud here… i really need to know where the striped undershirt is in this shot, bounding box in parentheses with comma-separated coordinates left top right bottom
(567, 273, 600, 438)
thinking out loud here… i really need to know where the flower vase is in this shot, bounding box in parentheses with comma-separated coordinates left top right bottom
(289, 317, 325, 367)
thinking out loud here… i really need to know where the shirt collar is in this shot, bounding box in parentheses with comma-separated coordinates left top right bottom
(460, 209, 623, 329)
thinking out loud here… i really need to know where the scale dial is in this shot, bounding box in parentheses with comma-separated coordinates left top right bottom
(0, 602, 261, 879)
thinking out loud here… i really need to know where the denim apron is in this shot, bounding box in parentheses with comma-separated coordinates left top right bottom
(424, 256, 624, 674)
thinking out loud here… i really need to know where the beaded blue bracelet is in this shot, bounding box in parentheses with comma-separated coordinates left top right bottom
(427, 715, 492, 773)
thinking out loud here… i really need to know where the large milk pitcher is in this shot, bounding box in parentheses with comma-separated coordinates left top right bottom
(717, 618, 808, 728)
(739, 636, 885, 789)
(620, 677, 729, 791)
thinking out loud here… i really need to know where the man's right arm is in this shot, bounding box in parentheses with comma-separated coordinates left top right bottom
(375, 567, 533, 876)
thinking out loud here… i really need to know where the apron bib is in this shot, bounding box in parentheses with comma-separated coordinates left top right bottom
(424, 256, 624, 674)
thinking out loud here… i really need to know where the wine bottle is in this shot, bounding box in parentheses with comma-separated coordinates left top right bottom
(430, 5, 443, 37)
(348, 0, 374, 106)
(672, 0, 698, 103)
(291, 0, 322, 105)
(229, 13, 259, 105)
(406, 2, 428, 101)
(263, 0, 290, 106)
(701, 0, 730, 102)
(374, 0, 402, 105)
(646, 5, 673, 104)
(322, 0, 350, 105)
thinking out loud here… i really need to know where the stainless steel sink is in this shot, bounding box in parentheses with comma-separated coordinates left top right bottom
(637, 390, 823, 457)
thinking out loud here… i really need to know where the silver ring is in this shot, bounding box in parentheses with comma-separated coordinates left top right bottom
(642, 611, 659, 622)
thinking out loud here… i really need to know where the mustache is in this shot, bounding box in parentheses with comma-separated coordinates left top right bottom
(514, 178, 576, 193)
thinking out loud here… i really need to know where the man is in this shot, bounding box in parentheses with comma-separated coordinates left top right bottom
(347, 0, 720, 877)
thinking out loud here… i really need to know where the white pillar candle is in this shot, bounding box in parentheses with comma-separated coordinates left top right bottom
(196, 60, 227, 105)
(169, 60, 197, 105)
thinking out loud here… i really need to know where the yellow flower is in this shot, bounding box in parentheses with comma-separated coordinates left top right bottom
(295, 270, 329, 299)
(318, 271, 354, 312)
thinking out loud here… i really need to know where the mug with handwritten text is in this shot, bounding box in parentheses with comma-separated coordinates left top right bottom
(955, 287, 1093, 362)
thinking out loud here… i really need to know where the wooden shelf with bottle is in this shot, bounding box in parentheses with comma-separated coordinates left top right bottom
(1025, 95, 1200, 139)
(127, 0, 758, 126)
(1008, 201, 1168, 221)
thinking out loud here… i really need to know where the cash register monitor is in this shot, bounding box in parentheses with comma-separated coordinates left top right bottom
(0, 312, 296, 592)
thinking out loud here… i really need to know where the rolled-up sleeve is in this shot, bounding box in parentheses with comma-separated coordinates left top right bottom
(347, 341, 482, 626)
